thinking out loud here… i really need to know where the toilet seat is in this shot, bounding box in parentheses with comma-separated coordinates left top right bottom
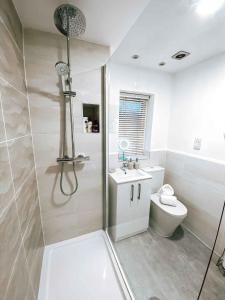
(151, 193, 187, 217)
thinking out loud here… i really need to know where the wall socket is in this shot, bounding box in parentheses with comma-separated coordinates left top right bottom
(193, 138, 202, 150)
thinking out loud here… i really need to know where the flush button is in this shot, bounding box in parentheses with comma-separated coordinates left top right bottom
(193, 138, 202, 150)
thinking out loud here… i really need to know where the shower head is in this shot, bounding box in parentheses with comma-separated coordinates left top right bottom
(54, 4, 86, 38)
(55, 61, 69, 76)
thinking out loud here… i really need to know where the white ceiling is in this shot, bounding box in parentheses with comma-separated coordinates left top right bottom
(111, 0, 225, 73)
(13, 0, 225, 72)
(12, 0, 150, 52)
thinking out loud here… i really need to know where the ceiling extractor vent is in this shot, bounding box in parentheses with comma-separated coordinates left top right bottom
(172, 51, 190, 60)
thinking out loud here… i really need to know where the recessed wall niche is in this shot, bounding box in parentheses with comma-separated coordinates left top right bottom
(82, 103, 100, 133)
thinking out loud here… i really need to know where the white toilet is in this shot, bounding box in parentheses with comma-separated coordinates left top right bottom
(142, 166, 188, 237)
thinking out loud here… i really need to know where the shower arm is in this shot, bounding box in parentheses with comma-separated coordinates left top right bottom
(66, 10, 71, 82)
(66, 37, 71, 79)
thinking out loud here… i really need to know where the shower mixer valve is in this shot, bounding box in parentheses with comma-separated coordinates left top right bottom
(57, 154, 90, 163)
(63, 91, 76, 97)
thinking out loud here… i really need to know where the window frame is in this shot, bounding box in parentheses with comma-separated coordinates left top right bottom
(118, 90, 154, 161)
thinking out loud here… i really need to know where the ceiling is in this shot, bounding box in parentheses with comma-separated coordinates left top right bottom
(12, 0, 150, 53)
(13, 0, 225, 72)
(110, 0, 225, 73)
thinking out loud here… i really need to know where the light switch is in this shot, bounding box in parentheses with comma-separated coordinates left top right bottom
(193, 138, 202, 150)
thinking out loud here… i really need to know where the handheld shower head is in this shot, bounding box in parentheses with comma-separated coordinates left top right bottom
(54, 4, 86, 38)
(55, 61, 69, 76)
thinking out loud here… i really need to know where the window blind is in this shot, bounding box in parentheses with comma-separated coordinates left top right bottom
(119, 91, 149, 156)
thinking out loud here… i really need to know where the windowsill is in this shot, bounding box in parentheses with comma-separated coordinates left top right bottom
(118, 155, 150, 161)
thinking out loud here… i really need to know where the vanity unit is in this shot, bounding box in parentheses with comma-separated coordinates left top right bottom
(109, 169, 152, 241)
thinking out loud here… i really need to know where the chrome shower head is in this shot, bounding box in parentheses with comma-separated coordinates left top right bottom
(55, 61, 69, 76)
(54, 4, 86, 38)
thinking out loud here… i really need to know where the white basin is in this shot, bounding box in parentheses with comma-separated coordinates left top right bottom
(109, 168, 152, 184)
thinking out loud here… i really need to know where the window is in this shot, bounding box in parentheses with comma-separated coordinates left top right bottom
(118, 91, 150, 159)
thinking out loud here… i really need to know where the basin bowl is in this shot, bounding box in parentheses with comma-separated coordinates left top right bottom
(109, 168, 152, 184)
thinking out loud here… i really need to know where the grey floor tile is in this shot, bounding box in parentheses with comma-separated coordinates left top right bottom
(200, 261, 225, 300)
(113, 227, 225, 300)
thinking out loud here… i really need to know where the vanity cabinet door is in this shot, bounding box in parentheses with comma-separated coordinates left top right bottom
(136, 179, 151, 230)
(114, 179, 151, 240)
(114, 182, 139, 241)
(117, 182, 137, 225)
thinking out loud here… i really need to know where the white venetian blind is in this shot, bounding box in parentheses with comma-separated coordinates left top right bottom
(119, 91, 149, 156)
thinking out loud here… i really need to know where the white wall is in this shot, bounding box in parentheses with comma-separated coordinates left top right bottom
(168, 53, 225, 162)
(108, 63, 173, 158)
(166, 53, 225, 254)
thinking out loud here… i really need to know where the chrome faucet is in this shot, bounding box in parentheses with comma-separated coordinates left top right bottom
(121, 162, 128, 174)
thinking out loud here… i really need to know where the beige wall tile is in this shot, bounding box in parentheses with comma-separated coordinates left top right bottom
(0, 1, 44, 297)
(8, 135, 35, 193)
(25, 284, 36, 300)
(24, 28, 109, 244)
(28, 244, 44, 296)
(15, 170, 38, 237)
(37, 163, 102, 214)
(0, 79, 30, 139)
(33, 132, 102, 168)
(4, 244, 34, 300)
(23, 204, 44, 296)
(0, 142, 14, 211)
(33, 133, 61, 168)
(0, 21, 26, 94)
(72, 68, 102, 102)
(38, 161, 102, 244)
(0, 98, 5, 142)
(0, 0, 23, 51)
(0, 200, 22, 299)
(24, 29, 109, 75)
(30, 104, 61, 134)
(43, 208, 102, 244)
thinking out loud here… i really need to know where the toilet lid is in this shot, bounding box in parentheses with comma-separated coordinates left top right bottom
(151, 193, 187, 217)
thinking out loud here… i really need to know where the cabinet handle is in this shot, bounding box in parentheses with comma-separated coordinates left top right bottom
(130, 184, 134, 202)
(138, 183, 141, 200)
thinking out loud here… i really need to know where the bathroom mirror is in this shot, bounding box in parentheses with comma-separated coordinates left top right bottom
(118, 139, 130, 161)
(119, 139, 129, 152)
(105, 0, 225, 299)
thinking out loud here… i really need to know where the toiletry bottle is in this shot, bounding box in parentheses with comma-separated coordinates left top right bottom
(92, 120, 99, 133)
(134, 158, 139, 169)
(83, 117, 88, 133)
(128, 158, 133, 170)
(88, 121, 92, 133)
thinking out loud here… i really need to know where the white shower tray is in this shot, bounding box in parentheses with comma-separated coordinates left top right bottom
(38, 230, 133, 300)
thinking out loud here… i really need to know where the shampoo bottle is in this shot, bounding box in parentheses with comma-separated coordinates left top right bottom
(134, 158, 139, 169)
(128, 158, 133, 170)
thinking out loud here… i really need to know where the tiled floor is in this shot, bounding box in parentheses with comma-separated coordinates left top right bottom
(113, 227, 225, 300)
(200, 261, 225, 300)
